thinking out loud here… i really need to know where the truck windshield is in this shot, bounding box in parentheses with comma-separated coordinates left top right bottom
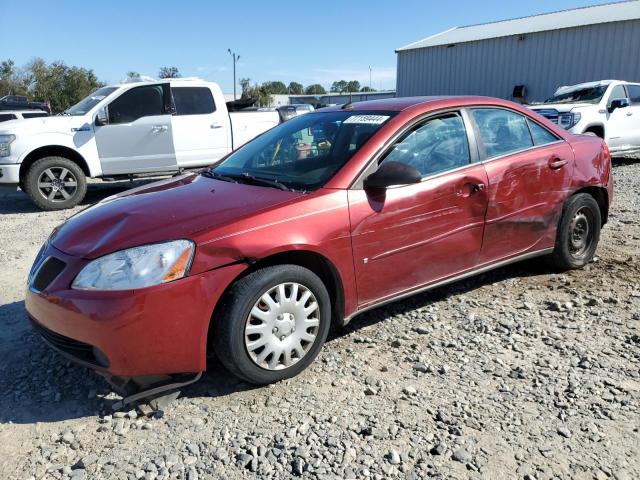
(64, 87, 118, 116)
(544, 85, 608, 104)
(210, 111, 394, 191)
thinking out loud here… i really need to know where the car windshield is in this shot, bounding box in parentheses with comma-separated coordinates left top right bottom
(63, 87, 118, 116)
(210, 111, 394, 191)
(544, 85, 608, 104)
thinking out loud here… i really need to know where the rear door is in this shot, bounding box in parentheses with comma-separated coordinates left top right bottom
(348, 111, 489, 307)
(170, 86, 230, 168)
(95, 83, 177, 175)
(470, 107, 574, 264)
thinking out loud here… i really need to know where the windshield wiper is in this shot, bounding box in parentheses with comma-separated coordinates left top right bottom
(200, 170, 238, 183)
(235, 173, 293, 191)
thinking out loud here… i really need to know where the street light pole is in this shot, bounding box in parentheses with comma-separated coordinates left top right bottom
(369, 65, 372, 90)
(228, 49, 240, 100)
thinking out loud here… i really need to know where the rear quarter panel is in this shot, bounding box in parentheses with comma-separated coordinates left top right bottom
(568, 134, 613, 203)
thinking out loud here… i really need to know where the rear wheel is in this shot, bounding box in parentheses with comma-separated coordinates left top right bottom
(24, 156, 87, 211)
(549, 193, 601, 270)
(212, 265, 331, 384)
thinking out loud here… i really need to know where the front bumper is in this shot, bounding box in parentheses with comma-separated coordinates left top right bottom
(0, 163, 20, 184)
(25, 244, 246, 377)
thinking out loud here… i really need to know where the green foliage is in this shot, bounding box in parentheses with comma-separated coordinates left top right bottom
(347, 80, 361, 93)
(1, 58, 104, 113)
(360, 86, 376, 92)
(330, 80, 348, 93)
(238, 78, 273, 106)
(288, 82, 304, 95)
(158, 66, 181, 78)
(262, 81, 288, 95)
(305, 84, 326, 95)
(126, 71, 141, 80)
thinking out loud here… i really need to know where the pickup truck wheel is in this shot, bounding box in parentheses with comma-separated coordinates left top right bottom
(212, 265, 331, 384)
(24, 157, 87, 211)
(549, 193, 601, 270)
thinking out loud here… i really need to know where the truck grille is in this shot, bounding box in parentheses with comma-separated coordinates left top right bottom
(31, 320, 109, 368)
(31, 257, 66, 291)
(532, 109, 559, 124)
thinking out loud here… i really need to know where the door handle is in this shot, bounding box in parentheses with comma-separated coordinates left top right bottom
(210, 123, 223, 129)
(626, 112, 633, 116)
(458, 182, 486, 197)
(548, 157, 568, 169)
(151, 125, 168, 133)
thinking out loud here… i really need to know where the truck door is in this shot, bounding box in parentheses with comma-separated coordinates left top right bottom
(605, 84, 636, 151)
(95, 83, 177, 175)
(170, 86, 230, 168)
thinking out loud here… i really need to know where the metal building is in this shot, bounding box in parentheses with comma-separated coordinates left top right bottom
(396, 1, 640, 102)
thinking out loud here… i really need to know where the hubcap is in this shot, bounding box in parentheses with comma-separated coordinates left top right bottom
(244, 282, 320, 370)
(568, 207, 593, 259)
(37, 167, 78, 202)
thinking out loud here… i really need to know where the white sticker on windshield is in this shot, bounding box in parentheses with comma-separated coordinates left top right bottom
(343, 115, 390, 125)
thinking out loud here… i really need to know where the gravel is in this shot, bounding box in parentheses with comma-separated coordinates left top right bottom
(1, 162, 639, 479)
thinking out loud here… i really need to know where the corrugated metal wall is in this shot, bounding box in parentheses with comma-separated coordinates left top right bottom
(396, 19, 640, 102)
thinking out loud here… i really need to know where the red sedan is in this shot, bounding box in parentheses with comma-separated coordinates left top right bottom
(26, 96, 612, 397)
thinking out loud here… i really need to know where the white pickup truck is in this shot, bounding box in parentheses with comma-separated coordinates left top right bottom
(530, 79, 640, 159)
(0, 79, 280, 210)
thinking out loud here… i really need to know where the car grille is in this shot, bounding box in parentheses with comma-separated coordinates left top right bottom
(31, 257, 66, 291)
(31, 320, 109, 368)
(533, 108, 559, 124)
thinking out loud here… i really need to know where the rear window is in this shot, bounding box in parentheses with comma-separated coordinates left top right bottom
(22, 112, 48, 119)
(172, 87, 215, 115)
(0, 114, 17, 122)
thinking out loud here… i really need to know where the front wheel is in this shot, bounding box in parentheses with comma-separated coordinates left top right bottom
(23, 156, 87, 211)
(212, 265, 331, 384)
(549, 193, 601, 270)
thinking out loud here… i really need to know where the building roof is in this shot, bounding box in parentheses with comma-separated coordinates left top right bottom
(396, 1, 640, 51)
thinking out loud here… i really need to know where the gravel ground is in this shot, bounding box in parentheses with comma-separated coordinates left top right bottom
(0, 163, 639, 480)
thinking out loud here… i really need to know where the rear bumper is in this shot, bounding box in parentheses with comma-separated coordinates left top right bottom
(25, 245, 246, 377)
(0, 163, 20, 184)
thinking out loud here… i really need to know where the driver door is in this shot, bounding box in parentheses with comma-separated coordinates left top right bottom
(95, 83, 177, 175)
(605, 84, 635, 151)
(348, 111, 489, 307)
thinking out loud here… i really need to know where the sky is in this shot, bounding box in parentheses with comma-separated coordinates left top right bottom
(0, 0, 617, 94)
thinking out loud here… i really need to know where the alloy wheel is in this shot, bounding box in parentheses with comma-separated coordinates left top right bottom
(37, 167, 78, 202)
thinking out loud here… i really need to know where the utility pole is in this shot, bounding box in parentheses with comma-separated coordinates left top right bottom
(369, 65, 372, 90)
(228, 49, 240, 100)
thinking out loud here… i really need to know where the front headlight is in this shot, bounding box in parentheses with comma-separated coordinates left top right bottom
(72, 240, 195, 291)
(558, 112, 581, 130)
(0, 134, 16, 157)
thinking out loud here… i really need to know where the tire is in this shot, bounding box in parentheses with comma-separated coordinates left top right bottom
(212, 264, 331, 384)
(549, 193, 601, 270)
(24, 156, 87, 211)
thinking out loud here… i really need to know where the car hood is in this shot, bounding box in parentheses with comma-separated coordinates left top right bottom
(51, 173, 304, 259)
(530, 103, 593, 114)
(0, 115, 86, 135)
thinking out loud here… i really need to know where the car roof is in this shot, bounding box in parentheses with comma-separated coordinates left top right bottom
(316, 96, 523, 113)
(0, 110, 48, 114)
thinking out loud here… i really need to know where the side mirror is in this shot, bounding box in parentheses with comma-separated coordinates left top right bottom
(363, 161, 422, 190)
(608, 98, 630, 113)
(95, 107, 108, 126)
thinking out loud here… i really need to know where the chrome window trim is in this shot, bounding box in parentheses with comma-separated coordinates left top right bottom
(350, 107, 478, 189)
(478, 139, 565, 165)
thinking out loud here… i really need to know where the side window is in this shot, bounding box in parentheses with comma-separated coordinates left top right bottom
(608, 85, 627, 104)
(380, 113, 470, 177)
(527, 119, 559, 146)
(172, 87, 215, 115)
(626, 85, 640, 104)
(0, 114, 17, 122)
(471, 108, 533, 158)
(108, 85, 164, 124)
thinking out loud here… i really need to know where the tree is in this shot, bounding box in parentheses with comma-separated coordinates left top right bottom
(126, 71, 140, 80)
(346, 80, 361, 92)
(330, 80, 348, 93)
(288, 81, 304, 95)
(239, 78, 252, 98)
(0, 59, 28, 97)
(360, 86, 376, 92)
(305, 84, 326, 95)
(261, 81, 288, 95)
(158, 66, 181, 78)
